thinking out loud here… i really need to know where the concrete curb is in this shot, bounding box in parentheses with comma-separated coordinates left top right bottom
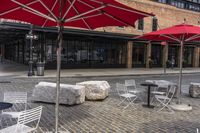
(13, 71, 200, 79)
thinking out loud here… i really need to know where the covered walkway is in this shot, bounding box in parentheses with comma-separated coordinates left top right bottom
(0, 60, 200, 77)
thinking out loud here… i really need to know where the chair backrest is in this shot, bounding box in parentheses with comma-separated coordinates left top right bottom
(4, 92, 27, 103)
(116, 83, 127, 95)
(166, 85, 176, 99)
(125, 79, 136, 88)
(17, 106, 43, 131)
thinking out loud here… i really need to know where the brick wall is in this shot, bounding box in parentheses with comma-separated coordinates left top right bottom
(96, 0, 200, 36)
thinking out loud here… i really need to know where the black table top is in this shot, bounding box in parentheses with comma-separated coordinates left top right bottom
(0, 102, 13, 110)
(140, 81, 158, 87)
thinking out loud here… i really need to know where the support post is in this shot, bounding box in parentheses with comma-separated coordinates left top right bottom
(193, 47, 200, 67)
(28, 24, 34, 76)
(146, 42, 151, 68)
(127, 41, 133, 68)
(162, 44, 168, 74)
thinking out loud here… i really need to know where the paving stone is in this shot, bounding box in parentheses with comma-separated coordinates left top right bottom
(0, 75, 200, 132)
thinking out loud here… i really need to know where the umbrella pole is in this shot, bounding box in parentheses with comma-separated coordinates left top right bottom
(170, 40, 191, 111)
(55, 23, 63, 133)
(178, 41, 183, 104)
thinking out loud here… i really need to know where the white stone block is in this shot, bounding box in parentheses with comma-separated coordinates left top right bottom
(31, 82, 85, 105)
(189, 82, 200, 98)
(77, 81, 110, 100)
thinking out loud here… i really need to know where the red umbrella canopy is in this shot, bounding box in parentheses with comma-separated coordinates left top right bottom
(136, 23, 200, 108)
(137, 23, 200, 42)
(0, 0, 153, 29)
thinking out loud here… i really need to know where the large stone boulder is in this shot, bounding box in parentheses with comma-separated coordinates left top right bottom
(189, 82, 200, 98)
(77, 81, 110, 100)
(31, 82, 85, 105)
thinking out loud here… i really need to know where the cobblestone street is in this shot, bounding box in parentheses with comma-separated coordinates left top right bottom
(0, 74, 200, 133)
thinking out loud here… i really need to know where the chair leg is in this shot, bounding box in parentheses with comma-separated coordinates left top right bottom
(118, 97, 127, 106)
(130, 97, 137, 106)
(156, 99, 174, 113)
(155, 98, 162, 107)
(123, 96, 137, 110)
(123, 98, 132, 109)
(150, 96, 155, 104)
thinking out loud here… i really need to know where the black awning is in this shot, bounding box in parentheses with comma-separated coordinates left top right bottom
(0, 21, 136, 44)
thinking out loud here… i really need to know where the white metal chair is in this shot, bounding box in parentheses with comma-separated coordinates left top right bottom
(116, 83, 137, 110)
(0, 106, 43, 133)
(151, 80, 168, 95)
(151, 86, 167, 104)
(155, 85, 176, 113)
(125, 79, 144, 101)
(145, 80, 168, 104)
(2, 92, 27, 118)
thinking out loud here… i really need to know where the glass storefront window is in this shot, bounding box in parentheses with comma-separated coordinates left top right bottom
(45, 38, 126, 68)
(168, 45, 194, 68)
(132, 43, 146, 67)
(168, 45, 179, 67)
(184, 46, 194, 67)
(151, 44, 162, 67)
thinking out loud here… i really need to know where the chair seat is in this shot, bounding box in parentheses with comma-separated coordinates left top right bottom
(120, 93, 136, 98)
(0, 124, 35, 133)
(151, 91, 166, 95)
(155, 95, 169, 100)
(2, 112, 22, 118)
(129, 90, 143, 94)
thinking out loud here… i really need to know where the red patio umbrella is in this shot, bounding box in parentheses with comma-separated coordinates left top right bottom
(0, 0, 153, 132)
(136, 23, 200, 111)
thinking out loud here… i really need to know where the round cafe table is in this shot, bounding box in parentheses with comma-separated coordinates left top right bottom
(140, 81, 158, 108)
(0, 102, 13, 110)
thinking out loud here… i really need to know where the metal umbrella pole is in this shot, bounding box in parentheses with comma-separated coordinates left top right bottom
(55, 22, 63, 133)
(55, 1, 64, 132)
(178, 40, 183, 104)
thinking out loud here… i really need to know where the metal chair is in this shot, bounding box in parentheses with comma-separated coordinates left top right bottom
(116, 83, 137, 110)
(145, 80, 168, 104)
(0, 106, 43, 133)
(155, 85, 176, 113)
(2, 92, 27, 118)
(125, 79, 144, 101)
(151, 80, 168, 95)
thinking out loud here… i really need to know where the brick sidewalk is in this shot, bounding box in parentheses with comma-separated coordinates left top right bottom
(0, 75, 199, 133)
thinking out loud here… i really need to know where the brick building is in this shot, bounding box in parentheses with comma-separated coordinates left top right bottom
(100, 0, 200, 69)
(0, 0, 200, 69)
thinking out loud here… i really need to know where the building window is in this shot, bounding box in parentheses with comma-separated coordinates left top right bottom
(184, 46, 194, 67)
(151, 44, 163, 67)
(132, 43, 146, 67)
(158, 0, 167, 3)
(152, 17, 158, 31)
(168, 45, 179, 67)
(157, 0, 200, 12)
(137, 19, 144, 31)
